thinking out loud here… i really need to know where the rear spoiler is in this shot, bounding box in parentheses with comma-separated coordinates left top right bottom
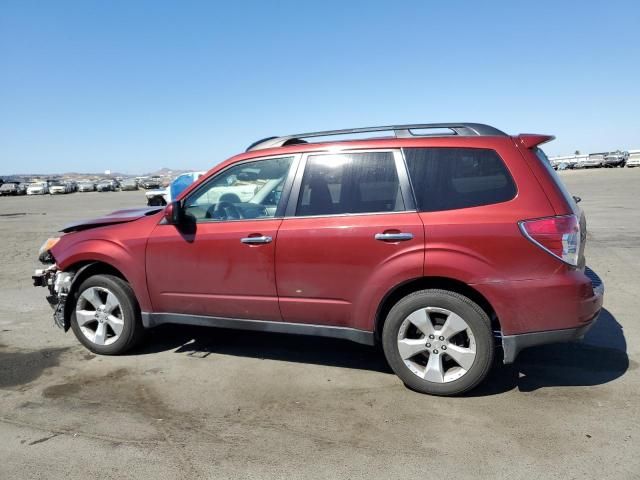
(516, 134, 555, 149)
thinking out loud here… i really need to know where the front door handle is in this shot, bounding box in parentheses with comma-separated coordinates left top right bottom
(240, 235, 273, 245)
(374, 232, 414, 242)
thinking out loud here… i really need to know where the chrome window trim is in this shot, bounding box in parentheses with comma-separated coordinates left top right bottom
(281, 209, 417, 221)
(191, 216, 286, 225)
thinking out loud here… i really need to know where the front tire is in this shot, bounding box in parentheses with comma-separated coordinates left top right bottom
(382, 289, 494, 396)
(70, 274, 144, 355)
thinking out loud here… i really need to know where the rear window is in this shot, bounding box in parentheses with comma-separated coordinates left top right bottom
(534, 148, 577, 211)
(404, 147, 516, 212)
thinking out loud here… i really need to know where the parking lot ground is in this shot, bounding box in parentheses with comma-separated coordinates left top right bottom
(0, 170, 639, 479)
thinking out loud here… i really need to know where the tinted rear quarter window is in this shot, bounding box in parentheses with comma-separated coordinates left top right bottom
(534, 148, 578, 212)
(404, 147, 516, 212)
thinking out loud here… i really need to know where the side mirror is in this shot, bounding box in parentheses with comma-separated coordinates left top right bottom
(164, 201, 183, 224)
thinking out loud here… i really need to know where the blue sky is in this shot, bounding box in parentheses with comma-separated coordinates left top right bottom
(1, 0, 639, 174)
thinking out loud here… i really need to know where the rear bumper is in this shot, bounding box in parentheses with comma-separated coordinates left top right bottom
(499, 267, 604, 363)
(501, 311, 599, 363)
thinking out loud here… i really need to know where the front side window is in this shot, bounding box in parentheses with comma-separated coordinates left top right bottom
(404, 148, 516, 212)
(184, 156, 293, 222)
(296, 151, 404, 216)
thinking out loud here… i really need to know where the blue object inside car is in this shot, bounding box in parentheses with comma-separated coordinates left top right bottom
(170, 173, 197, 200)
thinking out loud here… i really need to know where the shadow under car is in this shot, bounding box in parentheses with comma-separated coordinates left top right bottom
(132, 307, 628, 395)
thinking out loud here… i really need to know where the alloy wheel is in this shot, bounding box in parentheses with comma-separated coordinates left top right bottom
(397, 306, 476, 383)
(75, 286, 125, 346)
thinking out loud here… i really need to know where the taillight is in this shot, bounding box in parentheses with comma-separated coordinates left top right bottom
(519, 214, 580, 266)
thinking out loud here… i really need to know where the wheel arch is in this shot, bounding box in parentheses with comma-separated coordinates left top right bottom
(68, 260, 129, 283)
(62, 261, 134, 331)
(374, 276, 501, 342)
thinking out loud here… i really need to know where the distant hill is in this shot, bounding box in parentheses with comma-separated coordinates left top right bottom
(1, 168, 195, 180)
(144, 167, 195, 177)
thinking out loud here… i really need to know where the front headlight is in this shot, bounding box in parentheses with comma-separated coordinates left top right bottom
(38, 237, 60, 264)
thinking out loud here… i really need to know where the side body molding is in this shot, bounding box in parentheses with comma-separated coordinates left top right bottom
(141, 312, 375, 346)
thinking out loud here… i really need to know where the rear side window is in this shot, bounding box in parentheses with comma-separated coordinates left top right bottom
(404, 148, 516, 212)
(296, 151, 404, 216)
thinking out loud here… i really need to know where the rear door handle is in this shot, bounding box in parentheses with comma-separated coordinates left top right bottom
(374, 232, 414, 242)
(240, 235, 272, 245)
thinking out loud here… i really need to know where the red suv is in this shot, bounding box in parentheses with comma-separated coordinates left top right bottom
(33, 123, 604, 395)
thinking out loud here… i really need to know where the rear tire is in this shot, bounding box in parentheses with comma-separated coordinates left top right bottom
(382, 289, 494, 396)
(70, 274, 144, 355)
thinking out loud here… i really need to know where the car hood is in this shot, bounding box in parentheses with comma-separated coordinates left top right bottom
(60, 207, 163, 233)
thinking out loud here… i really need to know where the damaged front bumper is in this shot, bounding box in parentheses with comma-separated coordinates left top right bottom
(33, 266, 74, 330)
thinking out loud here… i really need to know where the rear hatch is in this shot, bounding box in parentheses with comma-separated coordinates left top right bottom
(516, 136, 586, 270)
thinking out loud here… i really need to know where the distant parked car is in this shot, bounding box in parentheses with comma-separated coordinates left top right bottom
(78, 182, 96, 192)
(626, 152, 640, 168)
(27, 182, 49, 195)
(140, 176, 162, 189)
(549, 155, 579, 170)
(96, 180, 115, 192)
(146, 171, 205, 206)
(576, 154, 604, 168)
(603, 154, 626, 168)
(120, 178, 139, 191)
(49, 182, 70, 195)
(0, 182, 23, 196)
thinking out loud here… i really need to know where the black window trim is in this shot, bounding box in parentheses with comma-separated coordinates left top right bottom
(284, 148, 416, 218)
(180, 153, 302, 224)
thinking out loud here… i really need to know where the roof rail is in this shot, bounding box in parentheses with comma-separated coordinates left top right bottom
(246, 123, 507, 151)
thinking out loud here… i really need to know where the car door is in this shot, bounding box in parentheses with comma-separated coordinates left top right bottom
(275, 150, 425, 331)
(146, 155, 299, 321)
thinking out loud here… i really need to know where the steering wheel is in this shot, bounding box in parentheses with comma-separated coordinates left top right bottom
(208, 201, 242, 220)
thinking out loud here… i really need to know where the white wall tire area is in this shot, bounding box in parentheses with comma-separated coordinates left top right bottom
(382, 289, 494, 396)
(70, 274, 144, 355)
